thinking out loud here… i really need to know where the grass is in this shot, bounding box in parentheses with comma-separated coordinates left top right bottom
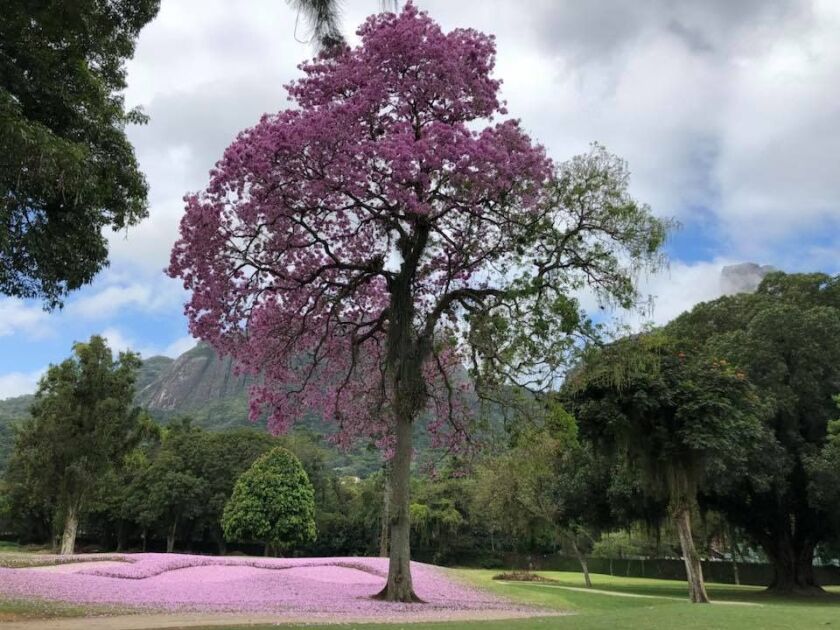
(193, 569, 840, 630)
(0, 598, 132, 622)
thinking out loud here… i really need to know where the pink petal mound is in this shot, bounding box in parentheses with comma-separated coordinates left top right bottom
(0, 554, 527, 616)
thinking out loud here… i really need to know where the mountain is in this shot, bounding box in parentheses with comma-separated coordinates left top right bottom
(134, 343, 255, 430)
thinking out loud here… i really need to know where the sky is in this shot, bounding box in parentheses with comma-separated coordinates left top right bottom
(1, 0, 838, 399)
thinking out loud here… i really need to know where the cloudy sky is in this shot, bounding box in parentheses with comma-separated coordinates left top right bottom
(1, 0, 838, 398)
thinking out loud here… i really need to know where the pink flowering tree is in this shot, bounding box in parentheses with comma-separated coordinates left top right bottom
(169, 4, 667, 602)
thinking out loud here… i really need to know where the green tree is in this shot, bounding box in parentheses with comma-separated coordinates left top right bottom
(474, 414, 611, 587)
(567, 332, 763, 603)
(126, 419, 207, 553)
(0, 0, 158, 306)
(807, 397, 840, 542)
(222, 447, 316, 555)
(5, 336, 143, 554)
(669, 272, 840, 593)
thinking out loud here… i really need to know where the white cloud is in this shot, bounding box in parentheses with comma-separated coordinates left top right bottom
(101, 327, 195, 360)
(0, 299, 53, 339)
(0, 368, 44, 399)
(67, 280, 183, 320)
(628, 259, 739, 326)
(162, 335, 197, 358)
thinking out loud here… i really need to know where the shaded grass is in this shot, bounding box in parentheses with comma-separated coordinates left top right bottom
(0, 597, 134, 622)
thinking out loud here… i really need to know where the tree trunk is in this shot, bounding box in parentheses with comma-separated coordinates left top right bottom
(379, 465, 391, 558)
(59, 502, 80, 555)
(115, 520, 126, 552)
(376, 415, 420, 602)
(570, 538, 592, 588)
(166, 520, 177, 553)
(765, 538, 822, 594)
(215, 529, 227, 556)
(673, 505, 710, 603)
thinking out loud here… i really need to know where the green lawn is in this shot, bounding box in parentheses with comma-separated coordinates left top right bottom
(202, 569, 840, 630)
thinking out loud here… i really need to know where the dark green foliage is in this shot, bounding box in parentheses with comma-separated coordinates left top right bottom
(669, 272, 840, 592)
(567, 332, 763, 514)
(222, 447, 316, 552)
(0, 0, 159, 306)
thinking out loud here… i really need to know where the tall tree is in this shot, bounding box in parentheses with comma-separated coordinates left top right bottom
(0, 0, 159, 307)
(9, 336, 143, 554)
(670, 272, 840, 593)
(567, 333, 764, 603)
(168, 5, 666, 601)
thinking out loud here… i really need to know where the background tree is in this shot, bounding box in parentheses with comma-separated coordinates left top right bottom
(567, 332, 764, 603)
(222, 447, 316, 555)
(0, 0, 158, 307)
(127, 420, 208, 553)
(168, 5, 666, 601)
(474, 409, 610, 587)
(669, 272, 840, 593)
(7, 336, 143, 554)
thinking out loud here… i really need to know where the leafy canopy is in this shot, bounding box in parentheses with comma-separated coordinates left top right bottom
(0, 0, 158, 307)
(222, 447, 317, 550)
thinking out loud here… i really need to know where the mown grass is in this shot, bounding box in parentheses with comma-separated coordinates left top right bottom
(203, 569, 840, 630)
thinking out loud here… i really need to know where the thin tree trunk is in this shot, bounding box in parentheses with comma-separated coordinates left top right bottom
(116, 519, 126, 552)
(376, 415, 419, 602)
(379, 464, 391, 558)
(166, 519, 177, 553)
(729, 525, 740, 586)
(673, 505, 710, 603)
(59, 501, 80, 555)
(570, 538, 592, 588)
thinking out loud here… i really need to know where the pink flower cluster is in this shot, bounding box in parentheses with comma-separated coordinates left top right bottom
(166, 4, 551, 454)
(0, 554, 525, 614)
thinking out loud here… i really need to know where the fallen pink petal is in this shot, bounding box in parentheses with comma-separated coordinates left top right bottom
(0, 554, 533, 615)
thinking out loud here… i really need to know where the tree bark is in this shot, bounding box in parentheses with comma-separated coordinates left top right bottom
(729, 525, 740, 586)
(673, 505, 710, 603)
(379, 464, 391, 558)
(59, 501, 80, 555)
(765, 538, 822, 594)
(376, 415, 420, 602)
(570, 538, 592, 588)
(116, 520, 126, 553)
(166, 520, 177, 553)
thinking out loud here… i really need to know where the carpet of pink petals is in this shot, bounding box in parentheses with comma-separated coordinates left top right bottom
(0, 554, 528, 615)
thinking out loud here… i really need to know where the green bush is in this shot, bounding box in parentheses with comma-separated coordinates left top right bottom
(222, 447, 316, 553)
